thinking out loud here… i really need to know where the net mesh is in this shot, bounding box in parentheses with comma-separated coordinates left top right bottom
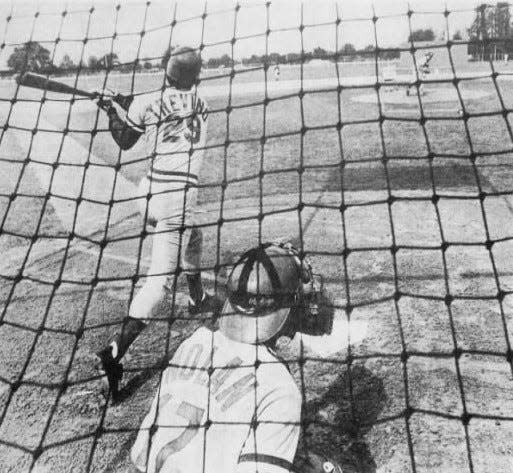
(1, 1, 513, 472)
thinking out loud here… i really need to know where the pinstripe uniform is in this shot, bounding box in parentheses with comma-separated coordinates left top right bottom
(125, 86, 208, 321)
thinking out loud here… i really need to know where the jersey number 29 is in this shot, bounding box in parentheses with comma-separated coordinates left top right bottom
(162, 114, 201, 144)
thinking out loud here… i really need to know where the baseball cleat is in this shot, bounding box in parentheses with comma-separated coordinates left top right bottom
(96, 346, 123, 401)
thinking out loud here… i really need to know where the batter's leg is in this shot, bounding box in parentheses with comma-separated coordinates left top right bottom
(97, 215, 188, 399)
(184, 226, 204, 304)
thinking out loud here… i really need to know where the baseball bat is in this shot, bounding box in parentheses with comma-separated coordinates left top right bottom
(15, 72, 96, 98)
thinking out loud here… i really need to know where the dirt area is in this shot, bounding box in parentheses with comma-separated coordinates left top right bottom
(1, 70, 513, 473)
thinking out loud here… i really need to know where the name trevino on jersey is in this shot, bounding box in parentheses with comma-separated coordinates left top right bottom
(126, 87, 209, 184)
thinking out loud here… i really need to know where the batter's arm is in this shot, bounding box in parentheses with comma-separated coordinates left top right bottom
(91, 90, 143, 150)
(106, 106, 143, 150)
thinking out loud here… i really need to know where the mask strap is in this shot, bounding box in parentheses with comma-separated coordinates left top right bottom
(256, 247, 283, 294)
(236, 248, 259, 295)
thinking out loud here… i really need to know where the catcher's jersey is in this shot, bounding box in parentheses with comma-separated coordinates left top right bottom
(131, 327, 301, 473)
(126, 86, 208, 185)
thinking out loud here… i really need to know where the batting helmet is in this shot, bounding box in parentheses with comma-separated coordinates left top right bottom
(294, 451, 344, 473)
(218, 241, 316, 344)
(165, 46, 201, 90)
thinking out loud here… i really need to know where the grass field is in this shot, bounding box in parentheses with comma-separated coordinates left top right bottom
(1, 62, 513, 473)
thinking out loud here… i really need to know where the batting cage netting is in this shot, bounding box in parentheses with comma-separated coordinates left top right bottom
(1, 0, 513, 472)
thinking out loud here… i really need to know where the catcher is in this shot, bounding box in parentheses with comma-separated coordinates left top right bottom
(92, 46, 213, 400)
(129, 241, 342, 473)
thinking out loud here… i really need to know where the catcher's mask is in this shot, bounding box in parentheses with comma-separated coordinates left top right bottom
(218, 241, 331, 344)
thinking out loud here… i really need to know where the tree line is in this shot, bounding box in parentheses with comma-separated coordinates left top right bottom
(468, 2, 513, 61)
(6, 42, 160, 75)
(7, 2, 511, 78)
(6, 41, 403, 76)
(207, 45, 400, 68)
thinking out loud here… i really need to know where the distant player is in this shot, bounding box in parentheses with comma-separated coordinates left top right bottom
(92, 46, 214, 400)
(273, 64, 281, 81)
(129, 241, 342, 473)
(407, 51, 434, 96)
(419, 51, 434, 79)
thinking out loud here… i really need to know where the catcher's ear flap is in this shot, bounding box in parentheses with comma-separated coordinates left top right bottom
(291, 277, 333, 337)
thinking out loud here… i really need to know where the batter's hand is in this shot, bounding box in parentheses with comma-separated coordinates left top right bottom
(111, 92, 134, 111)
(93, 88, 134, 111)
(91, 89, 114, 112)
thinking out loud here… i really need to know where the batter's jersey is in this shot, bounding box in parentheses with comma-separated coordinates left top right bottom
(126, 86, 208, 186)
(131, 327, 302, 473)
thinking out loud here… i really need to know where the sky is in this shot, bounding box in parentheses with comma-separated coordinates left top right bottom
(0, 0, 500, 69)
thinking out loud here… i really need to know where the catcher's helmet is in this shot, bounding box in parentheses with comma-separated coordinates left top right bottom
(294, 451, 344, 473)
(219, 241, 315, 344)
(165, 46, 201, 90)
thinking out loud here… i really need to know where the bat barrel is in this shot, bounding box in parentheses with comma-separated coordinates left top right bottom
(15, 72, 95, 98)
